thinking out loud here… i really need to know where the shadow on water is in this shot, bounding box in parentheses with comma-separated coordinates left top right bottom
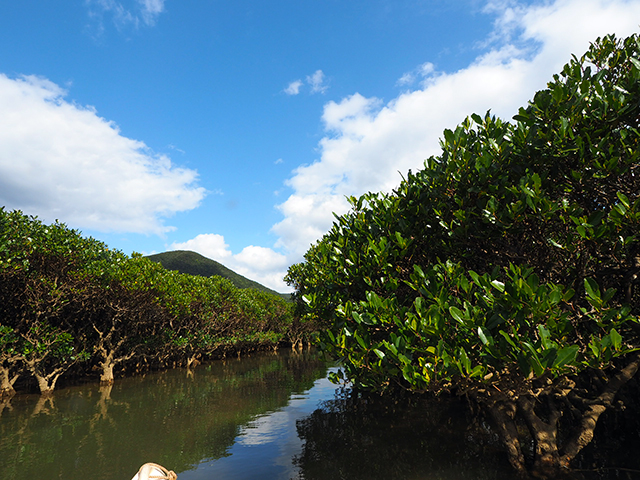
(294, 376, 640, 480)
(294, 383, 640, 480)
(294, 388, 514, 480)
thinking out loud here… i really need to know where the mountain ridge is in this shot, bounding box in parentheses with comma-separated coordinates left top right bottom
(145, 250, 288, 298)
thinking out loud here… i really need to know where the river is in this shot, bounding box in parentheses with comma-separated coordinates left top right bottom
(2, 349, 629, 479)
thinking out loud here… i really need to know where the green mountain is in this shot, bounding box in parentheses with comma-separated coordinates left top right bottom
(145, 250, 287, 297)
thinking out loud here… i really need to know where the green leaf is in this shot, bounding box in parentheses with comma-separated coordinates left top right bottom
(584, 278, 600, 300)
(541, 347, 558, 369)
(458, 348, 471, 375)
(552, 345, 579, 369)
(499, 330, 517, 349)
(537, 325, 552, 349)
(610, 328, 622, 351)
(471, 113, 483, 124)
(563, 288, 575, 302)
(549, 288, 562, 304)
(443, 128, 455, 145)
(617, 191, 631, 208)
(490, 279, 505, 292)
(587, 211, 605, 227)
(548, 238, 565, 249)
(402, 364, 415, 383)
(603, 287, 617, 304)
(576, 225, 587, 238)
(614, 203, 627, 216)
(478, 326, 490, 345)
(449, 306, 465, 324)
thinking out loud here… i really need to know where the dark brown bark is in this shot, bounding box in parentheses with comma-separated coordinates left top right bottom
(560, 353, 640, 466)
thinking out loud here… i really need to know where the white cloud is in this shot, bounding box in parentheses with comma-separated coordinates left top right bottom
(284, 80, 303, 95)
(87, 0, 165, 30)
(138, 0, 165, 26)
(171, 234, 232, 261)
(306, 70, 329, 94)
(170, 234, 291, 292)
(396, 62, 436, 87)
(396, 72, 414, 87)
(0, 74, 205, 234)
(285, 70, 329, 96)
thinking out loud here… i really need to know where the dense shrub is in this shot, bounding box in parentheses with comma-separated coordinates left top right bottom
(0, 208, 304, 395)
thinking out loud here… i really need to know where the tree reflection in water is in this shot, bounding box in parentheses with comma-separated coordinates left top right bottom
(0, 350, 328, 480)
(294, 388, 513, 480)
(3, 352, 638, 480)
(294, 380, 640, 480)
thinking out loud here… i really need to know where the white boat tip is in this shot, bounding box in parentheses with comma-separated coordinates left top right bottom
(131, 463, 177, 480)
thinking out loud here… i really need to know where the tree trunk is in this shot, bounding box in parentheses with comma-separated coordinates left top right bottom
(100, 361, 115, 385)
(487, 400, 528, 476)
(187, 355, 200, 369)
(0, 396, 12, 416)
(561, 353, 640, 466)
(34, 372, 61, 396)
(0, 364, 19, 397)
(95, 341, 135, 385)
(23, 358, 65, 396)
(517, 396, 562, 478)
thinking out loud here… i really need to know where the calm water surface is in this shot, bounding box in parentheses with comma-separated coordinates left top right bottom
(0, 350, 518, 480)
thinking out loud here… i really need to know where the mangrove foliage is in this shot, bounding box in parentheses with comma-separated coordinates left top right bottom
(0, 208, 313, 396)
(286, 33, 640, 477)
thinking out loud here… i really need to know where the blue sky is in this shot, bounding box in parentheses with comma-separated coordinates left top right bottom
(1, 0, 639, 292)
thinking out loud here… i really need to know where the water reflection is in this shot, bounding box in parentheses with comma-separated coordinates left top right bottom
(180, 371, 339, 480)
(5, 350, 633, 480)
(294, 389, 514, 480)
(0, 350, 328, 480)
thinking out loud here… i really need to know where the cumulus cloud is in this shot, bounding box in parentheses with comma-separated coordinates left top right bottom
(270, 0, 640, 265)
(170, 234, 290, 292)
(0, 74, 205, 234)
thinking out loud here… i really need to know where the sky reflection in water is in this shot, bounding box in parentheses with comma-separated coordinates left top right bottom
(180, 373, 339, 480)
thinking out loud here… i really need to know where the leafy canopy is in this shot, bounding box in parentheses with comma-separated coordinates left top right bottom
(286, 33, 640, 393)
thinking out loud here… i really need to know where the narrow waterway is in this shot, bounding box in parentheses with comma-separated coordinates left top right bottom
(0, 349, 557, 479)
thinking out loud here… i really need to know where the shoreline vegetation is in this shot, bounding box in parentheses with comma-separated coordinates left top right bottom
(0, 208, 317, 397)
